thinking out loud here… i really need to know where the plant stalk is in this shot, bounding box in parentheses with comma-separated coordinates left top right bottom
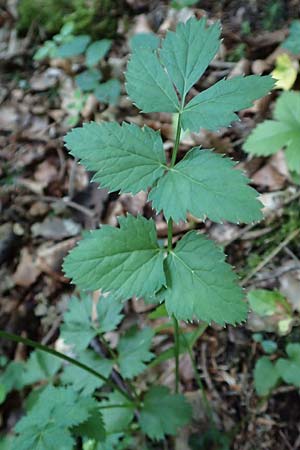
(169, 112, 183, 393)
(170, 113, 182, 167)
(172, 315, 180, 393)
(0, 330, 133, 403)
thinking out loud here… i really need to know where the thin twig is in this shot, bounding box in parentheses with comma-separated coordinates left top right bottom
(225, 189, 300, 247)
(68, 157, 78, 200)
(39, 195, 95, 218)
(241, 228, 300, 286)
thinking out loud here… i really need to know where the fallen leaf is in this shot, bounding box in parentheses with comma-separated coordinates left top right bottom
(31, 217, 81, 240)
(13, 248, 41, 287)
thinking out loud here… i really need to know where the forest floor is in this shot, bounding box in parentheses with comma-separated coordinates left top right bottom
(0, 1, 300, 449)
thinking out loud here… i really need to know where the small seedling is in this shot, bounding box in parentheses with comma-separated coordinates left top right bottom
(254, 343, 300, 396)
(34, 21, 121, 122)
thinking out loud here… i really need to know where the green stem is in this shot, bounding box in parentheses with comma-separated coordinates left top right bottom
(172, 315, 180, 393)
(169, 112, 183, 394)
(0, 330, 132, 403)
(170, 113, 182, 167)
(99, 335, 140, 404)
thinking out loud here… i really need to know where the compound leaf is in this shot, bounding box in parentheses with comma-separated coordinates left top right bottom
(139, 386, 192, 440)
(164, 231, 247, 324)
(61, 294, 123, 351)
(149, 148, 262, 223)
(181, 75, 274, 132)
(61, 350, 113, 395)
(63, 215, 165, 299)
(161, 17, 221, 99)
(254, 357, 280, 396)
(126, 48, 180, 113)
(64, 122, 167, 194)
(117, 327, 154, 379)
(86, 39, 111, 67)
(14, 386, 95, 450)
(14, 425, 74, 450)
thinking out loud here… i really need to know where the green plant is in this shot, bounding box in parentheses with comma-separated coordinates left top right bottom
(0, 293, 192, 448)
(18, 0, 70, 34)
(34, 22, 121, 125)
(282, 20, 300, 55)
(254, 343, 300, 396)
(244, 91, 300, 175)
(1, 16, 274, 448)
(64, 17, 273, 322)
(248, 289, 294, 335)
(18, 0, 119, 37)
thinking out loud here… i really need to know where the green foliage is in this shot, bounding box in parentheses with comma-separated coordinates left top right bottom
(18, 0, 119, 37)
(14, 385, 104, 449)
(129, 33, 160, 52)
(64, 123, 167, 195)
(171, 0, 199, 9)
(61, 350, 113, 394)
(100, 391, 135, 434)
(189, 428, 231, 450)
(22, 350, 61, 385)
(63, 215, 165, 298)
(248, 289, 291, 316)
(0, 361, 25, 403)
(276, 343, 300, 387)
(18, 0, 70, 34)
(139, 386, 192, 440)
(282, 20, 300, 55)
(164, 232, 247, 324)
(117, 327, 154, 379)
(57, 35, 91, 58)
(254, 356, 280, 396)
(86, 40, 112, 66)
(75, 69, 102, 91)
(248, 289, 293, 335)
(254, 343, 300, 396)
(64, 16, 272, 326)
(181, 75, 273, 132)
(149, 148, 262, 223)
(34, 22, 120, 116)
(126, 17, 272, 124)
(61, 293, 123, 350)
(244, 91, 300, 173)
(2, 16, 276, 448)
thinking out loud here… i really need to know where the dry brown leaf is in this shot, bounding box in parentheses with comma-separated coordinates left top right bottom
(13, 247, 41, 287)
